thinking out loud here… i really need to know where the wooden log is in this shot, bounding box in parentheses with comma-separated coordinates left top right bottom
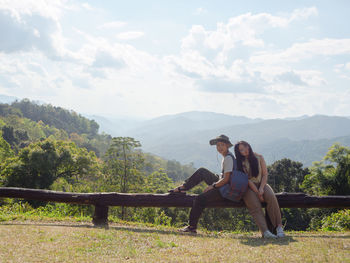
(1, 187, 350, 208)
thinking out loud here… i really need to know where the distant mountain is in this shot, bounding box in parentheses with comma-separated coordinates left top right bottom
(122, 114, 350, 172)
(145, 111, 263, 127)
(81, 111, 350, 172)
(124, 111, 264, 145)
(84, 114, 144, 136)
(282, 115, 310, 121)
(257, 135, 350, 166)
(88, 111, 263, 137)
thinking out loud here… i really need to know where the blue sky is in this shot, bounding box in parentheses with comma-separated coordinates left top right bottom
(0, 0, 349, 119)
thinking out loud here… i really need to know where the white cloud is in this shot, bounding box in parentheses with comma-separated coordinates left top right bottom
(0, 3, 349, 119)
(333, 62, 350, 80)
(182, 7, 318, 52)
(251, 38, 350, 64)
(92, 50, 126, 69)
(290, 7, 318, 21)
(194, 7, 207, 15)
(98, 21, 127, 29)
(171, 7, 350, 101)
(116, 31, 145, 40)
(345, 62, 350, 71)
(176, 7, 321, 88)
(81, 3, 93, 11)
(0, 0, 75, 60)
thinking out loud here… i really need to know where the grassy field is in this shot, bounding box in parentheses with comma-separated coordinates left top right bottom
(0, 220, 349, 263)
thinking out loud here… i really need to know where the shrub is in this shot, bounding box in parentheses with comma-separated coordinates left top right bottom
(321, 209, 350, 231)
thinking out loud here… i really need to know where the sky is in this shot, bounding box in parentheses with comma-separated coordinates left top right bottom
(0, 0, 350, 119)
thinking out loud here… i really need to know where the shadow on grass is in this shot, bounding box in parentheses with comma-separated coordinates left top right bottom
(0, 221, 209, 237)
(239, 232, 350, 247)
(288, 233, 350, 239)
(2, 221, 349, 242)
(0, 222, 95, 229)
(239, 236, 297, 246)
(0, 221, 251, 239)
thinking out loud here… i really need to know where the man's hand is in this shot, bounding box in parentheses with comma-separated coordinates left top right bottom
(204, 185, 213, 193)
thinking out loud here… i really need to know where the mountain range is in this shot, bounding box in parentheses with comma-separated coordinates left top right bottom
(1, 95, 348, 173)
(93, 112, 350, 173)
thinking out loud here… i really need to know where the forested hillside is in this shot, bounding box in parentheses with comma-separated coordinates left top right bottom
(0, 99, 349, 233)
(0, 99, 196, 183)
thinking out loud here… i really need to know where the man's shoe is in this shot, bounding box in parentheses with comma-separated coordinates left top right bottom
(263, 230, 277, 238)
(179, 226, 197, 234)
(168, 186, 186, 194)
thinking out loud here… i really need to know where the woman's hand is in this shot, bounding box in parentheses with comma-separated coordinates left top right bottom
(258, 187, 264, 202)
(204, 185, 213, 193)
(258, 193, 264, 202)
(258, 187, 264, 196)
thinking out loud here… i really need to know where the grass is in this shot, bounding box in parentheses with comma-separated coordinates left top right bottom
(0, 219, 349, 263)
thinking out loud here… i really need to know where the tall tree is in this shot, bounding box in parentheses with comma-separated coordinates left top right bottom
(104, 137, 144, 219)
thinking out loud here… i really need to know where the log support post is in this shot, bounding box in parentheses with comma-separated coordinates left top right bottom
(92, 204, 109, 228)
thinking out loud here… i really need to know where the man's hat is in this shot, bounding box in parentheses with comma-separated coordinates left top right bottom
(209, 134, 233, 148)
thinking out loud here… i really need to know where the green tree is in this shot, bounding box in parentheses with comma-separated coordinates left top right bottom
(104, 137, 144, 193)
(144, 169, 173, 193)
(301, 143, 350, 195)
(300, 143, 350, 230)
(2, 139, 99, 190)
(267, 158, 311, 230)
(104, 137, 144, 219)
(267, 158, 309, 192)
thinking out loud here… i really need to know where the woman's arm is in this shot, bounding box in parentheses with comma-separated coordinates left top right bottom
(249, 180, 264, 202)
(248, 180, 259, 193)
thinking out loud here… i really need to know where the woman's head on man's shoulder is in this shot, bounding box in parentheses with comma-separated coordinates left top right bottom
(234, 140, 261, 159)
(234, 140, 253, 158)
(234, 140, 261, 178)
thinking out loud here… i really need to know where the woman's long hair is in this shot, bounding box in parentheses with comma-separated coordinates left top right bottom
(234, 141, 259, 177)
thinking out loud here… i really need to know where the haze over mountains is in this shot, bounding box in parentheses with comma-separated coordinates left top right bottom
(1, 95, 349, 173)
(94, 112, 350, 173)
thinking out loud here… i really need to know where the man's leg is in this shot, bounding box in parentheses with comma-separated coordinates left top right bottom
(183, 167, 219, 190)
(188, 188, 224, 229)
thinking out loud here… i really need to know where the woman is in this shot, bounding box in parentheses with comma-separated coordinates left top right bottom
(235, 140, 285, 238)
(169, 134, 234, 234)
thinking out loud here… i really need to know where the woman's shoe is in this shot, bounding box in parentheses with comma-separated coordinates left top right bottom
(276, 226, 285, 238)
(179, 226, 197, 234)
(168, 186, 186, 194)
(263, 230, 277, 238)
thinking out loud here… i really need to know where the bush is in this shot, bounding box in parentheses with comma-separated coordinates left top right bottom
(321, 210, 350, 231)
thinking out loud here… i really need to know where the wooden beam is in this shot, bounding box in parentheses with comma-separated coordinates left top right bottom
(1, 187, 350, 208)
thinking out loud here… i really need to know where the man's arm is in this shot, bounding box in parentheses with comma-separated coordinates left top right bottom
(203, 171, 230, 192)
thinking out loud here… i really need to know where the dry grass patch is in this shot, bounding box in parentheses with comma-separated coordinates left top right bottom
(0, 221, 349, 263)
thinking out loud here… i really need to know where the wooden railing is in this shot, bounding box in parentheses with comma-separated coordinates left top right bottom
(1, 187, 349, 228)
